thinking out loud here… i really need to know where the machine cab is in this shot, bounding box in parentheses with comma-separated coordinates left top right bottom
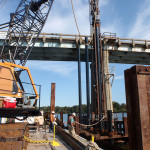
(0, 61, 39, 110)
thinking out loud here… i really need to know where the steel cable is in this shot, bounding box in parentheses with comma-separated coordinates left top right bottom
(74, 115, 105, 127)
(70, 0, 81, 37)
(0, 0, 4, 6)
(70, 0, 96, 46)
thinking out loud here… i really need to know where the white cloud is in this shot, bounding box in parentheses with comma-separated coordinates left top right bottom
(129, 0, 150, 39)
(101, 18, 122, 34)
(0, 0, 110, 35)
(43, 0, 110, 35)
(115, 75, 124, 80)
(43, 0, 90, 35)
(27, 61, 77, 76)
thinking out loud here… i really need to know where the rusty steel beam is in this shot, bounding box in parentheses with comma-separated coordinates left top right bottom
(79, 130, 128, 141)
(123, 117, 128, 136)
(125, 65, 150, 150)
(50, 83, 56, 113)
(90, 63, 98, 115)
(56, 126, 86, 150)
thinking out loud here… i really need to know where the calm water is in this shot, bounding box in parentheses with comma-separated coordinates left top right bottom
(0, 113, 127, 124)
(56, 112, 127, 124)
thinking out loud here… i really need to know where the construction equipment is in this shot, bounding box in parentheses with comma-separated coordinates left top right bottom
(0, 0, 54, 117)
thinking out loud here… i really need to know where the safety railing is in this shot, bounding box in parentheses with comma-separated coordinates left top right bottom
(102, 32, 116, 38)
(1, 31, 150, 48)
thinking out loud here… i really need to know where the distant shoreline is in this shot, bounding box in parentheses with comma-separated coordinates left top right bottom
(41, 101, 127, 113)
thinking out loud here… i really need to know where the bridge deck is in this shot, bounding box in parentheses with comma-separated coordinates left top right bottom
(1, 31, 150, 64)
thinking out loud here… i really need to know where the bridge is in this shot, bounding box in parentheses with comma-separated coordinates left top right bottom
(0, 31, 149, 129)
(0, 31, 150, 64)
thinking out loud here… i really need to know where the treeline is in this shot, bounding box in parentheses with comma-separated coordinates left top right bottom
(41, 101, 126, 113)
(113, 101, 126, 113)
(41, 105, 87, 113)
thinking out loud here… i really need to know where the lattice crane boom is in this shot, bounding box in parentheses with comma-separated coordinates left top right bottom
(0, 0, 54, 66)
(0, 0, 54, 117)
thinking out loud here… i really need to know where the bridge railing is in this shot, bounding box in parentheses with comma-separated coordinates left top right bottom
(1, 31, 150, 47)
(0, 31, 91, 44)
(102, 32, 150, 48)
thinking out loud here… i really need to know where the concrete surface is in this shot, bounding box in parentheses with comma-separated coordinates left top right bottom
(27, 126, 71, 150)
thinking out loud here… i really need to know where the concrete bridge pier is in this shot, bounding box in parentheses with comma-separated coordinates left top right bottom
(103, 50, 113, 116)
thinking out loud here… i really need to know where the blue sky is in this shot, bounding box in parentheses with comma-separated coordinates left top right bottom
(0, 0, 150, 107)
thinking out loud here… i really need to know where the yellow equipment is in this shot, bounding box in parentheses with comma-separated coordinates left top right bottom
(0, 61, 38, 108)
(0, 0, 54, 117)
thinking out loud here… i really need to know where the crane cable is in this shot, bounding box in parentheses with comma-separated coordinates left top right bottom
(0, 0, 7, 10)
(0, 0, 4, 6)
(70, 0, 81, 37)
(70, 0, 96, 46)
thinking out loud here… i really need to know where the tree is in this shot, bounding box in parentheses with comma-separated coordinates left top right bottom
(41, 102, 127, 114)
(113, 101, 127, 112)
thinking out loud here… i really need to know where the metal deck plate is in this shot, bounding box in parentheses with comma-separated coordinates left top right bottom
(0, 108, 41, 118)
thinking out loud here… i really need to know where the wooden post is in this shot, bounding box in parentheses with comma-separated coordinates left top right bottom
(50, 83, 56, 113)
(60, 111, 63, 127)
(123, 117, 128, 136)
(75, 116, 79, 135)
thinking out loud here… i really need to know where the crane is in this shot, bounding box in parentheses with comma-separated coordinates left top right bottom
(0, 0, 54, 118)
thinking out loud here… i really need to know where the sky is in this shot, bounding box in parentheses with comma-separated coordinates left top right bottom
(0, 0, 150, 107)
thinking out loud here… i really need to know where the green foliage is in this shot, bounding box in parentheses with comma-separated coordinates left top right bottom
(41, 106, 50, 112)
(41, 104, 87, 113)
(113, 101, 127, 113)
(41, 102, 126, 113)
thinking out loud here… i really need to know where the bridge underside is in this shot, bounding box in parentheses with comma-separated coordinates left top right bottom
(1, 46, 150, 64)
(1, 33, 150, 64)
(28, 47, 92, 62)
(109, 50, 150, 64)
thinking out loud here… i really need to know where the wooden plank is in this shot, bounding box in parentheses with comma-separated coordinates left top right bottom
(75, 116, 79, 135)
(0, 123, 27, 130)
(0, 141, 22, 150)
(0, 130, 24, 139)
(123, 117, 128, 136)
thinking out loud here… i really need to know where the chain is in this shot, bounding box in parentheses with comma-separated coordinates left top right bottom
(24, 135, 52, 144)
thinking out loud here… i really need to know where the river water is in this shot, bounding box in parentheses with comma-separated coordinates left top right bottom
(56, 112, 127, 125)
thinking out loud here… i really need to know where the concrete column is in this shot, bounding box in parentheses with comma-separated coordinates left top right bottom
(103, 50, 113, 113)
